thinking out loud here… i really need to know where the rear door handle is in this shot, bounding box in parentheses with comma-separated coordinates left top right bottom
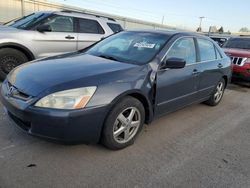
(192, 69, 200, 75)
(218, 63, 223, 68)
(65, 35, 75, 39)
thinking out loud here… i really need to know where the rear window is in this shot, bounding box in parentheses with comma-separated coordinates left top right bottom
(223, 38, 250, 50)
(107, 23, 123, 33)
(78, 18, 105, 34)
(197, 39, 216, 61)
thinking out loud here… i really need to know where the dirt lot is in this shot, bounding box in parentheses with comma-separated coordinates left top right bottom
(0, 83, 250, 188)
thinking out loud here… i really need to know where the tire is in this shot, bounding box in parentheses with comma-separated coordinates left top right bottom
(205, 78, 226, 106)
(0, 48, 28, 80)
(102, 96, 145, 150)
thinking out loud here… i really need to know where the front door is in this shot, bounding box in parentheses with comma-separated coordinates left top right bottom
(34, 15, 77, 58)
(155, 37, 199, 116)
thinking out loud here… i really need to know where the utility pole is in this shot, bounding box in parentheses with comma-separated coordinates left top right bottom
(21, 0, 25, 16)
(198, 16, 205, 32)
(161, 16, 165, 25)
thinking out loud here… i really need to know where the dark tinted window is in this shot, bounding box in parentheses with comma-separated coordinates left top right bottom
(44, 16, 74, 32)
(78, 18, 104, 34)
(166, 37, 196, 65)
(197, 39, 216, 61)
(107, 23, 123, 33)
(223, 38, 250, 50)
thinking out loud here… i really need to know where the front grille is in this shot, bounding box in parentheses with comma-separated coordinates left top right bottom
(229, 56, 247, 66)
(7, 82, 32, 101)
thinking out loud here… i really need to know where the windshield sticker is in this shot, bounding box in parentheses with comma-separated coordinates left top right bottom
(134, 42, 156, 48)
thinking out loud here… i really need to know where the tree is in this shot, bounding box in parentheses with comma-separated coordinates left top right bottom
(239, 27, 250, 32)
(218, 26, 224, 33)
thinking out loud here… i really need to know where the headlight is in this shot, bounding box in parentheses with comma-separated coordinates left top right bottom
(244, 58, 250, 64)
(35, 87, 97, 109)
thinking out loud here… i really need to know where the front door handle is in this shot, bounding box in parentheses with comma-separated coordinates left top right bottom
(65, 35, 75, 39)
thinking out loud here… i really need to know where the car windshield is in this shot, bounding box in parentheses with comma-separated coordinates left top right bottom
(86, 31, 170, 65)
(223, 38, 250, 50)
(6, 13, 50, 29)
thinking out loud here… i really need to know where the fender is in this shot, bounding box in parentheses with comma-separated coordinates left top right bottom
(0, 42, 35, 60)
(108, 89, 154, 124)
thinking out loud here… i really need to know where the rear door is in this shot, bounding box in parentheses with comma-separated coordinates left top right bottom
(76, 18, 107, 50)
(195, 38, 224, 99)
(155, 37, 199, 116)
(33, 15, 77, 58)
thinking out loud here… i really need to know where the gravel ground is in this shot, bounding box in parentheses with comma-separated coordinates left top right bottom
(0, 83, 250, 188)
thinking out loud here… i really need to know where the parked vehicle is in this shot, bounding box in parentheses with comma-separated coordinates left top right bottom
(209, 35, 230, 47)
(0, 30, 231, 150)
(223, 37, 250, 83)
(0, 10, 123, 80)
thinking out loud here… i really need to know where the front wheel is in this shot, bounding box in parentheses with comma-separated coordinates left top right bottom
(0, 48, 28, 80)
(101, 97, 145, 150)
(205, 78, 226, 106)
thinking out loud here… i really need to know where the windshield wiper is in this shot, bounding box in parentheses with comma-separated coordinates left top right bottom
(98, 55, 120, 62)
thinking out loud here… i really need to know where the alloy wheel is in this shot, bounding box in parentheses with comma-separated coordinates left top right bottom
(214, 82, 224, 103)
(113, 107, 141, 144)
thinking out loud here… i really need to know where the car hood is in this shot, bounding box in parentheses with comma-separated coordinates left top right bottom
(0, 25, 19, 32)
(8, 53, 139, 96)
(223, 48, 250, 57)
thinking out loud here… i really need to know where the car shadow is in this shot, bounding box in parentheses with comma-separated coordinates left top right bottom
(227, 82, 249, 92)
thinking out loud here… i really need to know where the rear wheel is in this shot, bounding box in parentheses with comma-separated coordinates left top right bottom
(0, 48, 28, 80)
(205, 78, 226, 106)
(102, 97, 145, 150)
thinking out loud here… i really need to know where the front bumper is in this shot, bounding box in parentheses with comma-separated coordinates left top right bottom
(232, 64, 250, 82)
(0, 82, 109, 144)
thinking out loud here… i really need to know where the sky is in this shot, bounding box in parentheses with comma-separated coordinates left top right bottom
(50, 0, 249, 32)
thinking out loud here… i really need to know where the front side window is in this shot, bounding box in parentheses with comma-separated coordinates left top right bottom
(43, 16, 74, 32)
(87, 31, 170, 65)
(78, 18, 104, 34)
(166, 37, 196, 65)
(7, 13, 50, 30)
(197, 39, 216, 61)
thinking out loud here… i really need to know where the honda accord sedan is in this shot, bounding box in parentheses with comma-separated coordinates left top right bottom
(0, 30, 231, 150)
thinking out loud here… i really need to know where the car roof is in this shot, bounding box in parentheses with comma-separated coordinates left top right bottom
(230, 36, 250, 39)
(55, 10, 118, 23)
(34, 10, 118, 23)
(127, 29, 211, 39)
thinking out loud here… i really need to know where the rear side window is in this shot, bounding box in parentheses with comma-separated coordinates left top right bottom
(166, 37, 196, 65)
(78, 18, 105, 34)
(107, 23, 123, 33)
(197, 39, 216, 61)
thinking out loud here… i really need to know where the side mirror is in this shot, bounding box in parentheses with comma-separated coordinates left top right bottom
(161, 57, 186, 69)
(37, 24, 52, 32)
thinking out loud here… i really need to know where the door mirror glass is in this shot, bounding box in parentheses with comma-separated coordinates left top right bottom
(37, 24, 52, 32)
(162, 57, 186, 69)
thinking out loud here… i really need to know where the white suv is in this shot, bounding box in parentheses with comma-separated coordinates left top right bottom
(0, 10, 123, 80)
